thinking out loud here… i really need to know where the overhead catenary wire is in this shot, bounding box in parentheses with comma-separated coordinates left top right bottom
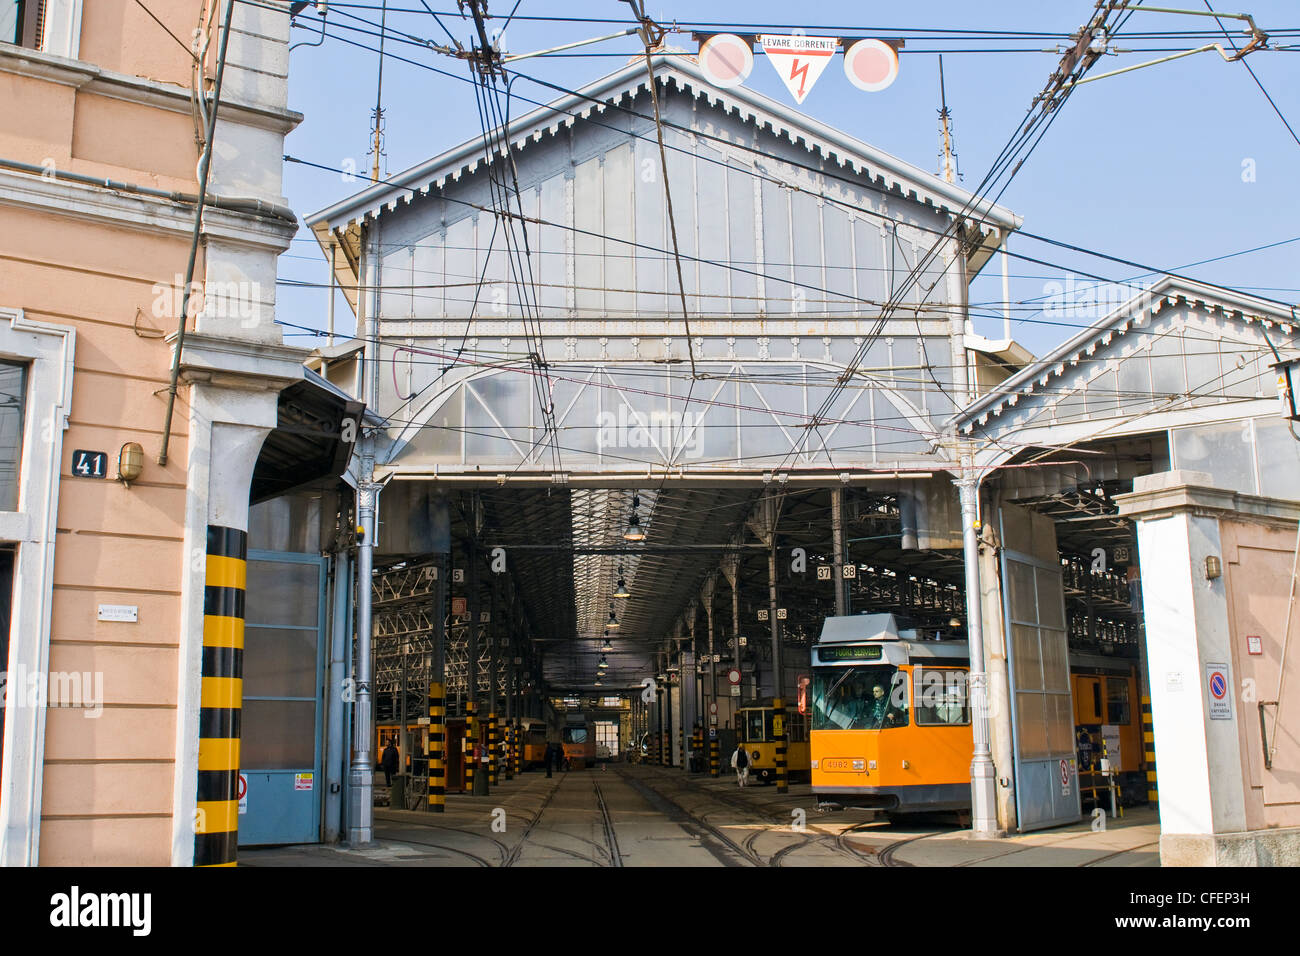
(269, 2, 1294, 468)
(277, 314, 1286, 461)
(458, 0, 565, 475)
(1201, 0, 1300, 149)
(275, 7, 1298, 324)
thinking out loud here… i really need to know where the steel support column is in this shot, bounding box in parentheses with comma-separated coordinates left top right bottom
(958, 471, 998, 837)
(832, 487, 850, 616)
(768, 537, 787, 794)
(347, 457, 379, 845)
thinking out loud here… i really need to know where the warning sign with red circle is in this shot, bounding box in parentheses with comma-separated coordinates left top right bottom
(1206, 662, 1232, 719)
(698, 34, 753, 89)
(843, 39, 899, 92)
(727, 668, 741, 686)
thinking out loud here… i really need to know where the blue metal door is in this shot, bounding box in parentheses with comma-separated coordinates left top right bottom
(238, 551, 327, 846)
(1000, 546, 1082, 832)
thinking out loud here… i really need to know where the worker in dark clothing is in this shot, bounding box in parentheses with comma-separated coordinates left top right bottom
(544, 741, 554, 778)
(381, 738, 399, 787)
(554, 741, 567, 773)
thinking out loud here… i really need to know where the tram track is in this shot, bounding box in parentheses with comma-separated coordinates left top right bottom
(663, 775, 885, 867)
(374, 772, 627, 867)
(1080, 840, 1158, 867)
(593, 781, 624, 867)
(502, 772, 566, 867)
(622, 768, 899, 867)
(633, 768, 939, 867)
(386, 836, 496, 867)
(617, 767, 762, 866)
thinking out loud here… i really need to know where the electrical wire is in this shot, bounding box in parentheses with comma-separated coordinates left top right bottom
(274, 7, 1295, 328)
(1202, 0, 1300, 149)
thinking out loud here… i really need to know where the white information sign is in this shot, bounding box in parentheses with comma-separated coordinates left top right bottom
(97, 604, 138, 622)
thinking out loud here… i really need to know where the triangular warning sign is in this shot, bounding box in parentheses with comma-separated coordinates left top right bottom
(760, 35, 838, 105)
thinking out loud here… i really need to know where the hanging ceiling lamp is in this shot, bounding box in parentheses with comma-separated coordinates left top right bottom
(601, 637, 613, 653)
(613, 564, 630, 598)
(607, 605, 620, 628)
(623, 494, 646, 541)
(598, 655, 608, 670)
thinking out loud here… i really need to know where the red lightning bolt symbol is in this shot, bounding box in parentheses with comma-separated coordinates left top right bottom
(789, 57, 810, 97)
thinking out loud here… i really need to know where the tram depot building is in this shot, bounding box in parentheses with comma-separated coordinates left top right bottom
(1, 7, 1298, 867)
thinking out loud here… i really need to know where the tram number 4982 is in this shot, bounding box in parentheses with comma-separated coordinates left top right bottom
(71, 450, 108, 479)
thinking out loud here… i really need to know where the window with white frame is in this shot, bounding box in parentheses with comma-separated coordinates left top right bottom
(2, 0, 44, 48)
(0, 361, 24, 512)
(2, 1, 80, 58)
(595, 721, 619, 754)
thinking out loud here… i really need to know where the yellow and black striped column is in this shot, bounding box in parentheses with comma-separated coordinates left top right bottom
(692, 724, 702, 773)
(465, 700, 477, 793)
(503, 722, 514, 780)
(709, 727, 719, 777)
(773, 697, 788, 793)
(194, 525, 246, 867)
(428, 681, 446, 812)
(1141, 695, 1158, 806)
(488, 713, 499, 785)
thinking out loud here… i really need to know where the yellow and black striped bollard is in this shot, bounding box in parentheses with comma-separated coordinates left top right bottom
(428, 681, 445, 812)
(488, 713, 499, 785)
(773, 697, 788, 793)
(1142, 695, 1158, 806)
(194, 525, 246, 867)
(504, 722, 514, 781)
(473, 702, 483, 790)
(709, 727, 719, 777)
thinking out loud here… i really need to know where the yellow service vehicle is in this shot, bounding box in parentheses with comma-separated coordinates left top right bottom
(735, 702, 810, 783)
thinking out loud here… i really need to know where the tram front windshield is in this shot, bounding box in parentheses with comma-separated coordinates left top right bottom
(812, 665, 909, 731)
(740, 710, 771, 743)
(563, 727, 588, 744)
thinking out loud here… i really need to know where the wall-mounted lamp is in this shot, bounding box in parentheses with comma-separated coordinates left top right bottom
(1205, 555, 1222, 580)
(117, 442, 144, 486)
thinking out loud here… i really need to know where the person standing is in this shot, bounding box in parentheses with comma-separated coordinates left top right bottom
(731, 742, 750, 788)
(381, 737, 399, 787)
(544, 741, 554, 779)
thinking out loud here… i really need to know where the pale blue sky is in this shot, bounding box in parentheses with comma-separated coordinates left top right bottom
(275, 0, 1300, 358)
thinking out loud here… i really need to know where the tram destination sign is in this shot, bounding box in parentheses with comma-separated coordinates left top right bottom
(816, 644, 883, 663)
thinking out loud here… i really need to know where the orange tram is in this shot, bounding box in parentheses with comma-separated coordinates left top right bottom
(810, 615, 1148, 820)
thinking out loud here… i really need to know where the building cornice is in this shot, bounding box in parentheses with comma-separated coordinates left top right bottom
(175, 332, 311, 391)
(0, 44, 302, 135)
(0, 168, 297, 252)
(1116, 470, 1300, 529)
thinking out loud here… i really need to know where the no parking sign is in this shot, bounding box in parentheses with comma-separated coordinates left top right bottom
(1206, 662, 1232, 720)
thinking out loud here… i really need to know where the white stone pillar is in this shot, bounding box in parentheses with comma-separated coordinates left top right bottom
(1117, 471, 1251, 865)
